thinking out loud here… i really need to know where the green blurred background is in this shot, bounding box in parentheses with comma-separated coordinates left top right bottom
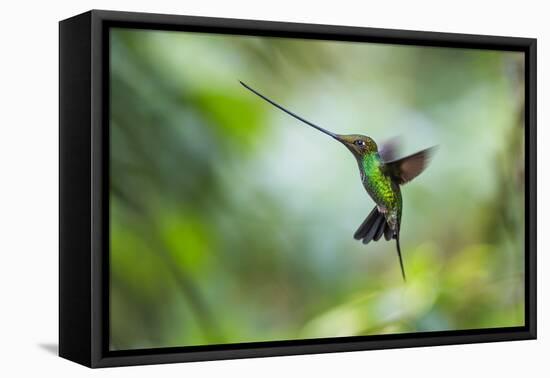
(109, 28, 525, 351)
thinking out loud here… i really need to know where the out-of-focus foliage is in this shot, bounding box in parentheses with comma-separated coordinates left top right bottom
(109, 28, 525, 350)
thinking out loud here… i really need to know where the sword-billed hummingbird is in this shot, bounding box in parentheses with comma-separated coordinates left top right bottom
(240, 81, 435, 281)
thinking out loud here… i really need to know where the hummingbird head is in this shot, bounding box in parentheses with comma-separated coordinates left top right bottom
(334, 134, 378, 159)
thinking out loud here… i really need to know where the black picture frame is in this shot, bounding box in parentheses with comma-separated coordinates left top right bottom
(59, 9, 537, 368)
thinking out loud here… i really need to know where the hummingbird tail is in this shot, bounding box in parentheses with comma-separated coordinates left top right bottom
(395, 232, 406, 282)
(354, 207, 392, 243)
(355, 207, 407, 282)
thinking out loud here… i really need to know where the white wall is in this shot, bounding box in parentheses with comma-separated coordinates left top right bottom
(0, 0, 546, 376)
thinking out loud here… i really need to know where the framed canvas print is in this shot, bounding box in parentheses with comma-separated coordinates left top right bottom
(59, 10, 537, 368)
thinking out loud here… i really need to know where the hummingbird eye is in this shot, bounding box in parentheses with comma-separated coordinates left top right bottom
(354, 140, 365, 147)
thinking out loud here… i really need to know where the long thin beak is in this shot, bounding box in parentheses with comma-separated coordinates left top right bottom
(240, 81, 340, 141)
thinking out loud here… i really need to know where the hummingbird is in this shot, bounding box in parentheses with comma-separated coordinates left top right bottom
(240, 81, 435, 281)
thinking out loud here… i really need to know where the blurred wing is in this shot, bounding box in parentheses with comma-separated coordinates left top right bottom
(378, 137, 400, 162)
(382, 147, 436, 185)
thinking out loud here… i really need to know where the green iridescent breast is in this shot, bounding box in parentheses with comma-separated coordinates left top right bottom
(360, 153, 402, 222)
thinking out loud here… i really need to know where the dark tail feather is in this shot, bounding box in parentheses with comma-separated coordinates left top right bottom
(353, 207, 379, 240)
(356, 207, 389, 244)
(362, 216, 383, 244)
(373, 217, 386, 241)
(384, 223, 393, 241)
(395, 232, 406, 282)
(355, 207, 406, 282)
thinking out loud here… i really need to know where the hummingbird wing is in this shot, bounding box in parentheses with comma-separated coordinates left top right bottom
(378, 137, 400, 162)
(382, 146, 436, 185)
